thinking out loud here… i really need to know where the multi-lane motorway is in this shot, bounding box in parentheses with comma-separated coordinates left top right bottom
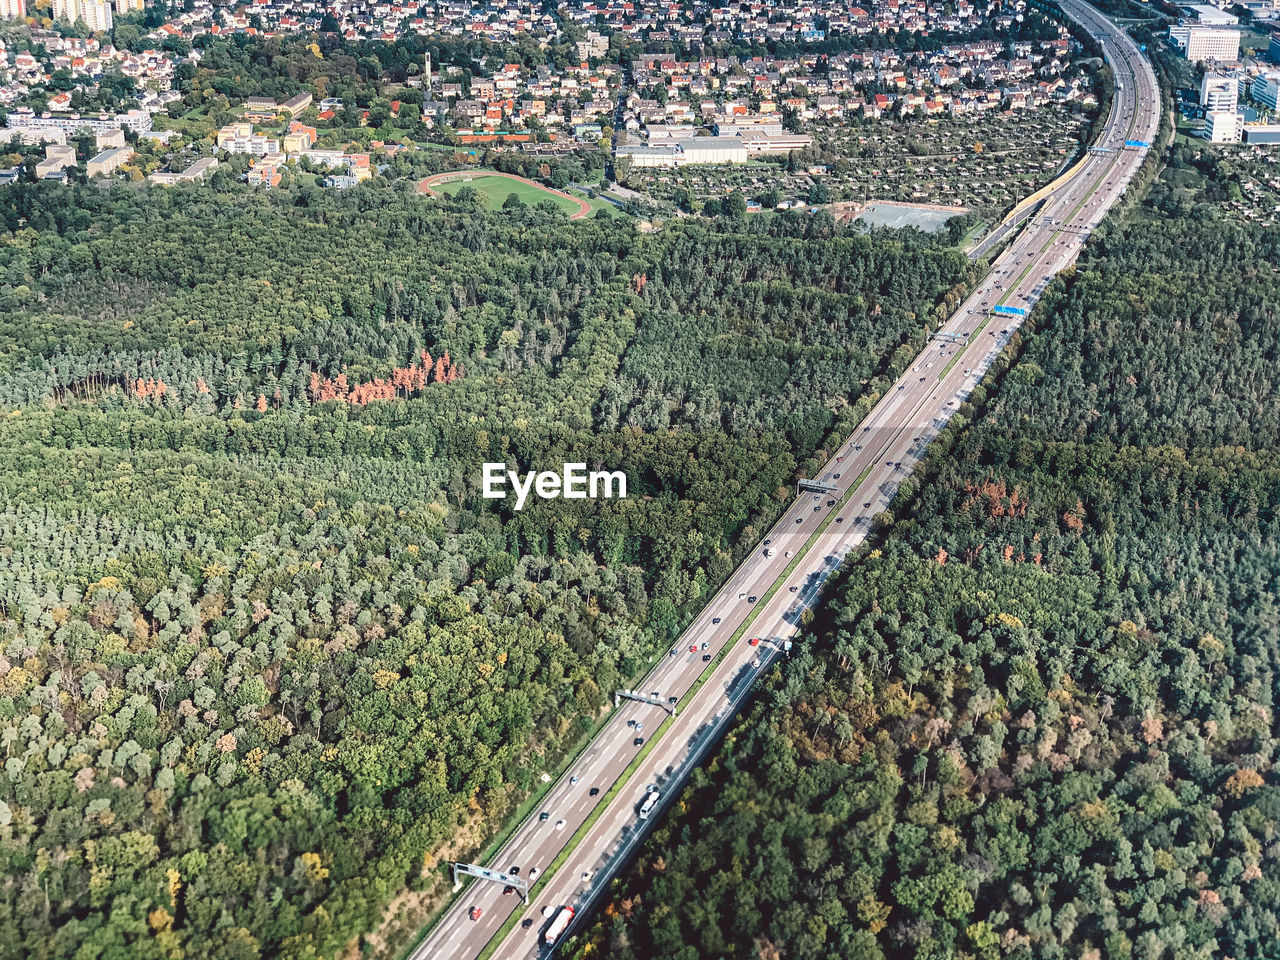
(411, 5, 1159, 958)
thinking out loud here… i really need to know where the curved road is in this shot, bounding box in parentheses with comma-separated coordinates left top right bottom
(410, 4, 1159, 957)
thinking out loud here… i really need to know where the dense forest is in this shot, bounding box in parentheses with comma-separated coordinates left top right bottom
(0, 181, 972, 958)
(568, 154, 1279, 958)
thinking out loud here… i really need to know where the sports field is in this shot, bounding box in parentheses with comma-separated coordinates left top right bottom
(419, 171, 590, 218)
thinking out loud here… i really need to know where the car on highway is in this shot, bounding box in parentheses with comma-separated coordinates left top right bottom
(510, 865, 520, 875)
(813, 505, 820, 511)
(555, 819, 566, 831)
(864, 502, 871, 508)
(570, 775, 579, 785)
(522, 919, 534, 929)
(529, 867, 541, 880)
(795, 517, 802, 523)
(835, 517, 844, 523)
(748, 595, 757, 603)
(701, 641, 709, 650)
(582, 871, 593, 882)
(503, 885, 515, 896)
(540, 811, 550, 821)
(668, 695, 678, 705)
(790, 586, 798, 592)
(748, 637, 760, 646)
(634, 737, 645, 746)
(470, 907, 482, 921)
(635, 721, 643, 732)
(712, 617, 720, 624)
(834, 473, 841, 479)
(701, 654, 711, 662)
(689, 644, 698, 653)
(589, 787, 599, 797)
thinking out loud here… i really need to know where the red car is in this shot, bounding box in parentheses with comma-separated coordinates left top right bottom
(689, 644, 698, 653)
(469, 907, 482, 921)
(748, 637, 760, 647)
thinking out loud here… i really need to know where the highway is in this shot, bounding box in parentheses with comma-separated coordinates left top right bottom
(409, 4, 1160, 958)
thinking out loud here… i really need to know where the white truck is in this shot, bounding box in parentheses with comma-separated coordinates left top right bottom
(544, 905, 575, 945)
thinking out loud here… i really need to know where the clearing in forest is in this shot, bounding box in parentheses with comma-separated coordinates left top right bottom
(419, 170, 591, 218)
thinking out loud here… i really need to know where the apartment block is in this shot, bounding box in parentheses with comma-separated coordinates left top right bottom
(86, 145, 133, 177)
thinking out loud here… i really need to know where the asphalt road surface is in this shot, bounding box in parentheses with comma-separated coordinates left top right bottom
(411, 4, 1159, 957)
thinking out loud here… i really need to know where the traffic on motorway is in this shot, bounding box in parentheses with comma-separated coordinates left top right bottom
(412, 5, 1159, 957)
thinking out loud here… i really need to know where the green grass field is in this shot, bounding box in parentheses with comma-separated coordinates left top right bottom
(432, 174, 583, 214)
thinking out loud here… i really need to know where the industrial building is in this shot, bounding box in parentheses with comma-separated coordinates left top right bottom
(1243, 123, 1280, 144)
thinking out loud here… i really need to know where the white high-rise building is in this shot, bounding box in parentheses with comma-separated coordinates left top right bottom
(1203, 109, 1244, 142)
(1170, 24, 1241, 62)
(80, 0, 112, 30)
(0, 0, 26, 20)
(114, 0, 143, 12)
(1200, 73, 1238, 112)
(51, 0, 114, 29)
(1201, 74, 1243, 142)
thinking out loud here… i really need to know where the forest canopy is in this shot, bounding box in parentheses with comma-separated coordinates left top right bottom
(0, 180, 972, 958)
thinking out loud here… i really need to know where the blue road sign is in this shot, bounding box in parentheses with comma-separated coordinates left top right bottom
(1125, 140, 1150, 148)
(993, 305, 1027, 317)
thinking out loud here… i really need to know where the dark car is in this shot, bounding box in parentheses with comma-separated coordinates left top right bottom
(589, 787, 600, 797)
(748, 595, 757, 603)
(503, 885, 515, 896)
(509, 866, 520, 876)
(539, 811, 550, 822)
(702, 654, 712, 662)
(712, 617, 721, 624)
(634, 737, 645, 746)
(522, 919, 534, 929)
